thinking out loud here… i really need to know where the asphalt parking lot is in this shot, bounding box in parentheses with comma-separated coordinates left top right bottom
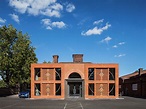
(0, 96, 146, 109)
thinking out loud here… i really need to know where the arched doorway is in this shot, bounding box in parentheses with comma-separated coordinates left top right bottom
(66, 72, 84, 98)
(69, 72, 81, 78)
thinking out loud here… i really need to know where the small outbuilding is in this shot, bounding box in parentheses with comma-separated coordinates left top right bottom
(119, 68, 146, 98)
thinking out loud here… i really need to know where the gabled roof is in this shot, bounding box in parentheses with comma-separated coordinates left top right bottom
(120, 68, 146, 80)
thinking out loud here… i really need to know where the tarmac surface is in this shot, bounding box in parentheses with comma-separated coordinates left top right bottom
(0, 95, 146, 109)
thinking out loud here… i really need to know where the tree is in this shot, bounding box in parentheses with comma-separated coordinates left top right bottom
(43, 60, 51, 63)
(0, 79, 6, 88)
(0, 25, 38, 88)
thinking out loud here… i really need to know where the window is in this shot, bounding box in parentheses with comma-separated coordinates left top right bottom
(132, 84, 138, 91)
(35, 83, 41, 96)
(109, 68, 115, 80)
(55, 68, 61, 80)
(88, 83, 94, 95)
(88, 68, 94, 80)
(34, 68, 40, 80)
(109, 83, 115, 96)
(55, 83, 61, 95)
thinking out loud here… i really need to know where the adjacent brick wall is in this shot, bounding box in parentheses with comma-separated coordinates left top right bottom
(120, 68, 146, 98)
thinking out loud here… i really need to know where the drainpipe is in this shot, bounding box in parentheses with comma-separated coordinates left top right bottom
(139, 68, 143, 97)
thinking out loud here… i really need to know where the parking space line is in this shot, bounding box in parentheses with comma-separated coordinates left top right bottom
(80, 102, 84, 109)
(63, 103, 67, 109)
(63, 102, 83, 109)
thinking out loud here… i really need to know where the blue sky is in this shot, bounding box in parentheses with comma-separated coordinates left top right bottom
(0, 0, 146, 76)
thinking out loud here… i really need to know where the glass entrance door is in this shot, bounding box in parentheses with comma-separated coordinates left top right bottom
(68, 82, 82, 97)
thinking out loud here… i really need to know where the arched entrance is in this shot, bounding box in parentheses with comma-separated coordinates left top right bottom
(69, 72, 81, 78)
(65, 72, 84, 98)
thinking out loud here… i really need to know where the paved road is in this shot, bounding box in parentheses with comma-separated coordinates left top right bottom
(0, 96, 146, 109)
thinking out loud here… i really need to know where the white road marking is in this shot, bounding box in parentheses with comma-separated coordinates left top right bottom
(63, 103, 68, 109)
(80, 102, 84, 109)
(64, 102, 83, 109)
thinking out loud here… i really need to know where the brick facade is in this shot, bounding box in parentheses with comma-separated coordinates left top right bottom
(119, 68, 146, 98)
(31, 54, 119, 99)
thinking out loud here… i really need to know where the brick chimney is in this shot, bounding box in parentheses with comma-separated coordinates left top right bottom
(72, 54, 83, 63)
(53, 55, 59, 63)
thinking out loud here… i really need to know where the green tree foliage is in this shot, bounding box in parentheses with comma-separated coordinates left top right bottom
(0, 79, 6, 88)
(43, 60, 51, 63)
(0, 25, 38, 87)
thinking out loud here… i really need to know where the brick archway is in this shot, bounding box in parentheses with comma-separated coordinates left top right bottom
(68, 72, 81, 78)
(65, 69, 84, 79)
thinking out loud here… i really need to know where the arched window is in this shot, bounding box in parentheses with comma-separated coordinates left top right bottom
(68, 72, 81, 78)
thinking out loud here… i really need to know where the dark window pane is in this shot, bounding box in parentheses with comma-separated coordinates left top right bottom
(88, 83, 94, 95)
(35, 68, 40, 80)
(88, 68, 94, 80)
(35, 83, 41, 96)
(109, 68, 115, 80)
(55, 68, 61, 80)
(109, 84, 115, 96)
(55, 83, 61, 95)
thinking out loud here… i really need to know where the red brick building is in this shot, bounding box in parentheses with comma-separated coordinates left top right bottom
(31, 54, 119, 99)
(119, 68, 146, 98)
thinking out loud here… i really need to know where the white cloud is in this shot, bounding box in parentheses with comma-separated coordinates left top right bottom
(39, 2, 63, 17)
(0, 17, 6, 23)
(81, 22, 111, 36)
(52, 21, 66, 28)
(41, 19, 52, 30)
(113, 45, 118, 48)
(66, 3, 75, 12)
(93, 19, 104, 25)
(40, 8, 62, 17)
(113, 41, 125, 48)
(114, 54, 126, 58)
(9, 13, 20, 23)
(9, 0, 30, 13)
(118, 42, 125, 45)
(9, 0, 63, 18)
(102, 23, 111, 30)
(41, 19, 51, 25)
(81, 27, 102, 36)
(101, 36, 112, 43)
(46, 26, 52, 30)
(41, 18, 66, 30)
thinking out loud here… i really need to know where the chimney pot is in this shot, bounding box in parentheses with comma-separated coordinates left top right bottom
(138, 68, 143, 76)
(72, 54, 83, 63)
(53, 55, 59, 63)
